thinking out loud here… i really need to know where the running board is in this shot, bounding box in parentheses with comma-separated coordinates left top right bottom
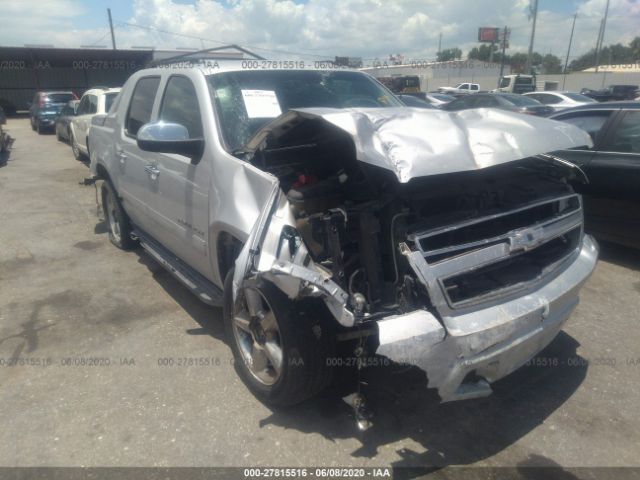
(133, 229, 223, 307)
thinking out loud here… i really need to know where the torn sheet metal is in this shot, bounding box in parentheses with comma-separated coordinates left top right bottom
(232, 187, 355, 327)
(246, 107, 593, 182)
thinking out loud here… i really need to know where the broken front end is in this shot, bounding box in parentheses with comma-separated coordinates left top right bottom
(233, 107, 598, 402)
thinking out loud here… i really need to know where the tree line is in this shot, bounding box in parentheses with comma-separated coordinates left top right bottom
(435, 36, 640, 74)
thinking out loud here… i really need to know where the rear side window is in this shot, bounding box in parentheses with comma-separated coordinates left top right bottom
(105, 93, 118, 113)
(126, 77, 161, 137)
(159, 76, 203, 138)
(535, 94, 560, 105)
(601, 111, 640, 153)
(554, 110, 612, 142)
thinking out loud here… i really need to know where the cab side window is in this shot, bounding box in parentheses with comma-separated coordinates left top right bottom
(601, 111, 640, 153)
(554, 110, 612, 142)
(158, 76, 203, 138)
(77, 96, 90, 115)
(88, 95, 98, 114)
(126, 77, 161, 137)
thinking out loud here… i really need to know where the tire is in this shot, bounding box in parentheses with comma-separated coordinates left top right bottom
(223, 269, 335, 406)
(70, 130, 85, 160)
(101, 180, 136, 250)
(36, 121, 43, 134)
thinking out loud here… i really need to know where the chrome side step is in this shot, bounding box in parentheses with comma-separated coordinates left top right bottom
(133, 229, 223, 307)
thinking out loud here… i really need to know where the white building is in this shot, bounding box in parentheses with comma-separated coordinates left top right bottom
(361, 59, 510, 92)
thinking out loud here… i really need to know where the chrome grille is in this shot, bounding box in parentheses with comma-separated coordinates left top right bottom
(402, 194, 584, 316)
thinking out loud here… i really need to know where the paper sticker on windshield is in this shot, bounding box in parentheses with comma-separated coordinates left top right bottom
(241, 90, 282, 118)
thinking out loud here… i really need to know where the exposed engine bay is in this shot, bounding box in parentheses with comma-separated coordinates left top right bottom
(249, 117, 581, 322)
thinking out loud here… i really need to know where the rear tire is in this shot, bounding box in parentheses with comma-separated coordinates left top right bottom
(223, 269, 335, 406)
(101, 180, 136, 250)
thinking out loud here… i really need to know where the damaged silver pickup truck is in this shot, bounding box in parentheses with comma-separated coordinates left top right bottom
(88, 64, 598, 415)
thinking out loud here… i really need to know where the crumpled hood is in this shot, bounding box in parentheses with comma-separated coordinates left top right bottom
(246, 107, 593, 182)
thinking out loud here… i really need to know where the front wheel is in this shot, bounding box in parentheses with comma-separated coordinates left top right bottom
(101, 180, 136, 250)
(223, 270, 335, 406)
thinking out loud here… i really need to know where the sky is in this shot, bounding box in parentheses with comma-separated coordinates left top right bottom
(0, 0, 638, 64)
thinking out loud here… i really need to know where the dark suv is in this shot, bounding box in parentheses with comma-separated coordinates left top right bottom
(29, 91, 77, 134)
(580, 85, 639, 102)
(550, 101, 640, 248)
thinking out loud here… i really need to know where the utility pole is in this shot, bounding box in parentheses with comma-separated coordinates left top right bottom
(594, 0, 610, 73)
(437, 32, 442, 60)
(107, 8, 117, 49)
(562, 13, 578, 90)
(498, 26, 509, 88)
(525, 0, 538, 74)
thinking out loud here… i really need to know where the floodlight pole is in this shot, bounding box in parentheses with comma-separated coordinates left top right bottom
(498, 26, 508, 88)
(108, 9, 117, 50)
(525, 0, 538, 73)
(594, 0, 610, 73)
(562, 13, 577, 89)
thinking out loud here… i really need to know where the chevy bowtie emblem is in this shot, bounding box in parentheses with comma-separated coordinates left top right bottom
(509, 225, 546, 251)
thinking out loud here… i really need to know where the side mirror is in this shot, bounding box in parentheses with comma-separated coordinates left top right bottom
(137, 122, 204, 164)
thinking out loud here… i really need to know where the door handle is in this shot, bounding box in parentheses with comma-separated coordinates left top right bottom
(144, 164, 160, 180)
(116, 149, 127, 164)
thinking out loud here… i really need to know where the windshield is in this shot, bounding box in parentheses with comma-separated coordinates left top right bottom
(515, 77, 534, 85)
(500, 94, 540, 106)
(431, 93, 455, 102)
(44, 93, 74, 104)
(564, 92, 597, 102)
(208, 70, 401, 152)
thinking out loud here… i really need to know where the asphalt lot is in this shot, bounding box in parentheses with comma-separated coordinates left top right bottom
(1, 117, 639, 471)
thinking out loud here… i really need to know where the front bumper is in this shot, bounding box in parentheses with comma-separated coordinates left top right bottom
(376, 234, 598, 402)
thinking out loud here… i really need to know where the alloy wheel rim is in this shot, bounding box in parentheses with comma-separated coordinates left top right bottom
(232, 287, 283, 386)
(105, 190, 121, 241)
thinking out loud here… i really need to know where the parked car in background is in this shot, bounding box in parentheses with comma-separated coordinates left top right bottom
(0, 105, 14, 155)
(55, 100, 80, 143)
(524, 91, 597, 112)
(493, 74, 536, 94)
(29, 91, 77, 134)
(437, 83, 479, 95)
(397, 94, 436, 108)
(88, 64, 596, 414)
(580, 85, 639, 102)
(70, 87, 120, 160)
(550, 102, 640, 248)
(441, 92, 554, 116)
(425, 92, 456, 106)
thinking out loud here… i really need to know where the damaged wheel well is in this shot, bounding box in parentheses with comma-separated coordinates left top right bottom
(217, 231, 243, 283)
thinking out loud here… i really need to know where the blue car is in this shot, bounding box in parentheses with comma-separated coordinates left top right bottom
(29, 91, 77, 134)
